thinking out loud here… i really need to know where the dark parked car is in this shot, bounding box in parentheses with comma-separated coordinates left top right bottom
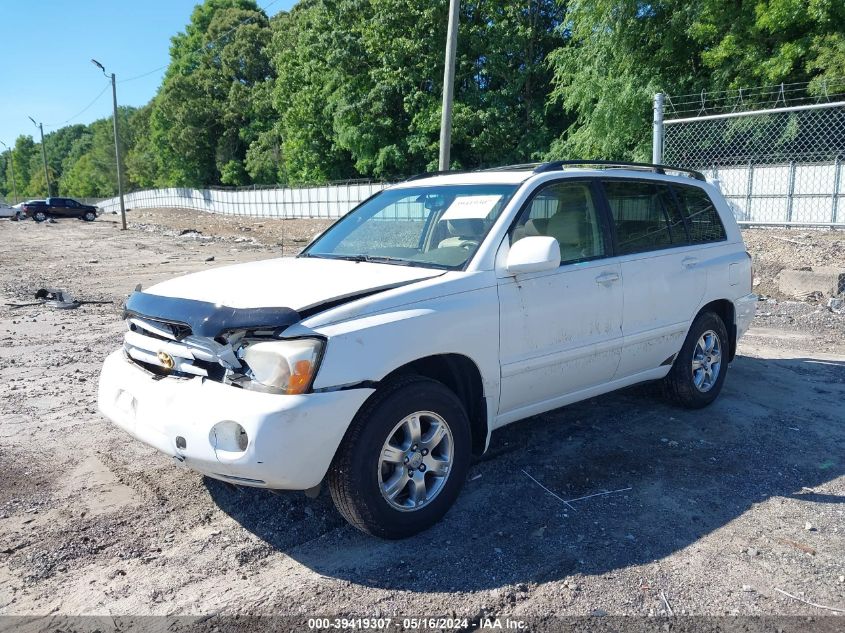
(25, 197, 99, 222)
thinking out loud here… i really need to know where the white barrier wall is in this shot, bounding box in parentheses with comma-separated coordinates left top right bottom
(706, 162, 844, 225)
(95, 166, 845, 225)
(96, 182, 390, 219)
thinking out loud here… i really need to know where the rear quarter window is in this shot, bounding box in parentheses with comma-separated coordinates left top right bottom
(673, 185, 727, 243)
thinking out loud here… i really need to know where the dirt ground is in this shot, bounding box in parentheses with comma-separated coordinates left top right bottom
(0, 210, 843, 625)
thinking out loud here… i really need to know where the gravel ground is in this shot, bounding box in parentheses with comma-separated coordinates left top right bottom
(0, 211, 843, 626)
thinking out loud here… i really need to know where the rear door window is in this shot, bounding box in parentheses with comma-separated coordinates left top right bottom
(673, 185, 727, 243)
(603, 181, 679, 254)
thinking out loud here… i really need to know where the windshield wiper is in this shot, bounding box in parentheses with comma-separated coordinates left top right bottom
(320, 254, 415, 266)
(301, 253, 453, 269)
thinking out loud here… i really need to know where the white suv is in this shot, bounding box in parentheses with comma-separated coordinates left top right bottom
(98, 162, 756, 538)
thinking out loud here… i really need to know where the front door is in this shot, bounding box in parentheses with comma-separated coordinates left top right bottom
(63, 199, 80, 217)
(496, 180, 623, 422)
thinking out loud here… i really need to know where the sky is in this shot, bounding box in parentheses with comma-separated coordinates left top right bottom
(0, 0, 296, 149)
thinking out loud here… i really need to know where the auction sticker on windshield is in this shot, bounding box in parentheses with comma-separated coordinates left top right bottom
(440, 195, 502, 220)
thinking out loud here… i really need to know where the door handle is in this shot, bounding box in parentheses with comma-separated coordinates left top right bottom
(595, 272, 620, 285)
(682, 257, 699, 269)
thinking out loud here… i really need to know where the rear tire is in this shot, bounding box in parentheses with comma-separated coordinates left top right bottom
(327, 375, 471, 539)
(33, 210, 47, 223)
(663, 311, 729, 409)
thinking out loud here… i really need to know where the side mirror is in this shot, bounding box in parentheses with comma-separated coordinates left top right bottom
(505, 236, 560, 274)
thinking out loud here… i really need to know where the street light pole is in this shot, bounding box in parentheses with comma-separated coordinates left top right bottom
(92, 59, 127, 230)
(438, 0, 460, 171)
(0, 141, 18, 204)
(27, 117, 51, 197)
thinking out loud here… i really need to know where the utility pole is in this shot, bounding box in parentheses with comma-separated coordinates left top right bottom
(652, 92, 664, 165)
(0, 141, 18, 204)
(92, 59, 127, 230)
(27, 117, 51, 197)
(438, 0, 460, 171)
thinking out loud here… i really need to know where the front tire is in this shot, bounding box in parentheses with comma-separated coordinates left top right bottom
(328, 376, 471, 539)
(663, 311, 729, 409)
(82, 210, 97, 222)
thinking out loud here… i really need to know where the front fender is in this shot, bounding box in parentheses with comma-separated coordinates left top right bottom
(291, 286, 501, 402)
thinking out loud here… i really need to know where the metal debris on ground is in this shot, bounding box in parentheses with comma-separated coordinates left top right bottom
(773, 588, 845, 614)
(521, 469, 577, 511)
(6, 288, 112, 310)
(660, 590, 674, 616)
(523, 469, 634, 512)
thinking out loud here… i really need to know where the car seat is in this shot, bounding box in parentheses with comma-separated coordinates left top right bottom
(438, 219, 485, 249)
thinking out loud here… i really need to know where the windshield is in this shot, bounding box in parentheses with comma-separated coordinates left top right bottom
(301, 184, 519, 269)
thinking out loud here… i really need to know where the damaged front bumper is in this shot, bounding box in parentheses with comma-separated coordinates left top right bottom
(97, 350, 373, 490)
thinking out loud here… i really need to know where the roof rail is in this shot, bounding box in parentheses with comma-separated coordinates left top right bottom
(533, 160, 706, 181)
(403, 169, 468, 182)
(479, 163, 541, 172)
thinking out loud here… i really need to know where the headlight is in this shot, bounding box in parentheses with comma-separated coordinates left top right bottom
(239, 337, 324, 395)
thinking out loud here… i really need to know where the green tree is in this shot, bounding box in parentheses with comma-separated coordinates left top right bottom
(6, 136, 35, 200)
(11, 0, 843, 192)
(0, 151, 9, 201)
(124, 105, 160, 188)
(547, 0, 845, 161)
(268, 0, 567, 183)
(268, 3, 356, 184)
(690, 0, 845, 90)
(57, 108, 137, 197)
(148, 0, 275, 186)
(547, 1, 704, 161)
(43, 124, 87, 187)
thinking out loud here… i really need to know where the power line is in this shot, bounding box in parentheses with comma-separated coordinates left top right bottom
(43, 81, 112, 129)
(119, 64, 169, 84)
(28, 0, 286, 137)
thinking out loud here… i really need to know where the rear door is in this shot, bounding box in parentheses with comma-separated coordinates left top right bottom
(496, 179, 623, 421)
(601, 179, 706, 378)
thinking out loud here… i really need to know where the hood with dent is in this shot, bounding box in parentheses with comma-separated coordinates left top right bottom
(145, 256, 444, 311)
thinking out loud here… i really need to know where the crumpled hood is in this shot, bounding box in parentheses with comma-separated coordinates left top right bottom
(145, 256, 444, 312)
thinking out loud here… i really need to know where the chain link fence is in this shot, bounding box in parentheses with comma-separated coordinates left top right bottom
(654, 82, 845, 226)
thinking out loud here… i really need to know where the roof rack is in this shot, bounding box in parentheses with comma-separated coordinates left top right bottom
(480, 163, 541, 172)
(533, 160, 706, 181)
(403, 169, 468, 182)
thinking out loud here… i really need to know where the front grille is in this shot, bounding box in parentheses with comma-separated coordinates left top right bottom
(124, 316, 230, 379)
(127, 315, 191, 341)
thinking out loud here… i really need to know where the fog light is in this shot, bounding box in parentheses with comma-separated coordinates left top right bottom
(209, 421, 248, 453)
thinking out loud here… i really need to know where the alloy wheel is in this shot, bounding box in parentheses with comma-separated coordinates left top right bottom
(692, 329, 722, 392)
(378, 411, 453, 511)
